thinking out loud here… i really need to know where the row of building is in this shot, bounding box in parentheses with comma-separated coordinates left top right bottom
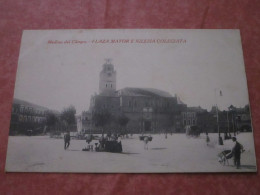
(9, 59, 252, 135)
(77, 60, 252, 134)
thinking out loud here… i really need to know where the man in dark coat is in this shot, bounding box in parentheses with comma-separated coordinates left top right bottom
(232, 137, 244, 169)
(64, 131, 71, 150)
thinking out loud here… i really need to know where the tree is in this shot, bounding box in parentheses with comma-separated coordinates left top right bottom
(46, 112, 58, 129)
(117, 115, 129, 127)
(60, 105, 76, 131)
(92, 111, 111, 131)
(117, 115, 129, 134)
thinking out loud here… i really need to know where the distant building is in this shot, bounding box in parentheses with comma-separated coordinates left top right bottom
(181, 106, 207, 126)
(228, 105, 252, 132)
(10, 98, 56, 135)
(76, 111, 92, 133)
(86, 60, 187, 133)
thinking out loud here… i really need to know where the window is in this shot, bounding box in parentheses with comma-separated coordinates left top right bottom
(19, 115, 23, 122)
(111, 84, 112, 88)
(128, 101, 132, 107)
(106, 84, 107, 88)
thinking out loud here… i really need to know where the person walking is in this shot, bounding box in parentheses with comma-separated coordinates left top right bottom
(64, 131, 71, 150)
(232, 137, 244, 169)
(144, 136, 149, 150)
(206, 135, 210, 146)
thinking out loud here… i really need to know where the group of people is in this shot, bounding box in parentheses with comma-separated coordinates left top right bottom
(65, 130, 244, 169)
(84, 133, 123, 153)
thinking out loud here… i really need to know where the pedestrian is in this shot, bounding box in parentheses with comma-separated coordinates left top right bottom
(232, 137, 244, 169)
(206, 135, 210, 146)
(64, 131, 70, 150)
(144, 136, 149, 150)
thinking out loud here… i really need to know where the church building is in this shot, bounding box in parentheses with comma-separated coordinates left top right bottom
(87, 59, 188, 133)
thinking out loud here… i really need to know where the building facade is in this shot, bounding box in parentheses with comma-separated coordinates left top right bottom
(75, 60, 253, 135)
(85, 60, 188, 133)
(10, 98, 50, 135)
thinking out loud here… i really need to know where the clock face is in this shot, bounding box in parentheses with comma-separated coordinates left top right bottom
(107, 73, 112, 77)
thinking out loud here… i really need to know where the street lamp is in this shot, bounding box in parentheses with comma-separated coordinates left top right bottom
(227, 108, 232, 137)
(228, 105, 236, 136)
(214, 89, 223, 145)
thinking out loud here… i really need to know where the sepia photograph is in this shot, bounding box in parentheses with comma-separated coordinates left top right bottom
(5, 29, 257, 173)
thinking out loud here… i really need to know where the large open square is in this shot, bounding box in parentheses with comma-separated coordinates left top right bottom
(5, 133, 257, 173)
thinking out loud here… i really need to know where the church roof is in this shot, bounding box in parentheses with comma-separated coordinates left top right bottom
(118, 87, 173, 98)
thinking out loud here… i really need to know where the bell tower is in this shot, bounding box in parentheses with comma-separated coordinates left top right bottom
(99, 59, 117, 96)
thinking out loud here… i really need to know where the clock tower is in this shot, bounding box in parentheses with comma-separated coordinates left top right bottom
(99, 59, 117, 96)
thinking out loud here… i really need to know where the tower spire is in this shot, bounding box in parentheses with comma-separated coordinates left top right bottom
(99, 59, 117, 96)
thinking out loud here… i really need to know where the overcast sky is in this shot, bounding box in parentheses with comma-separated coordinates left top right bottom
(14, 29, 249, 114)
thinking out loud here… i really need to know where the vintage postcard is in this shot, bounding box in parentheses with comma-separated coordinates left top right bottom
(5, 29, 257, 173)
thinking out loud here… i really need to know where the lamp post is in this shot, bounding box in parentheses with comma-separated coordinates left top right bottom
(228, 105, 236, 136)
(214, 89, 223, 145)
(227, 108, 231, 137)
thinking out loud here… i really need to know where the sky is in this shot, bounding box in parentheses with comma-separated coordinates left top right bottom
(13, 29, 250, 114)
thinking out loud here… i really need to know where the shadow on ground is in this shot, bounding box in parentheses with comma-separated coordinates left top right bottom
(150, 147, 167, 150)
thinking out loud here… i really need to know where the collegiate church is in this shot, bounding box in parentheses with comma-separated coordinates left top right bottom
(84, 59, 192, 133)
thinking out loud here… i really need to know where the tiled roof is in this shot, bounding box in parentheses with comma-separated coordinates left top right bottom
(13, 98, 48, 110)
(118, 87, 173, 98)
(13, 98, 59, 114)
